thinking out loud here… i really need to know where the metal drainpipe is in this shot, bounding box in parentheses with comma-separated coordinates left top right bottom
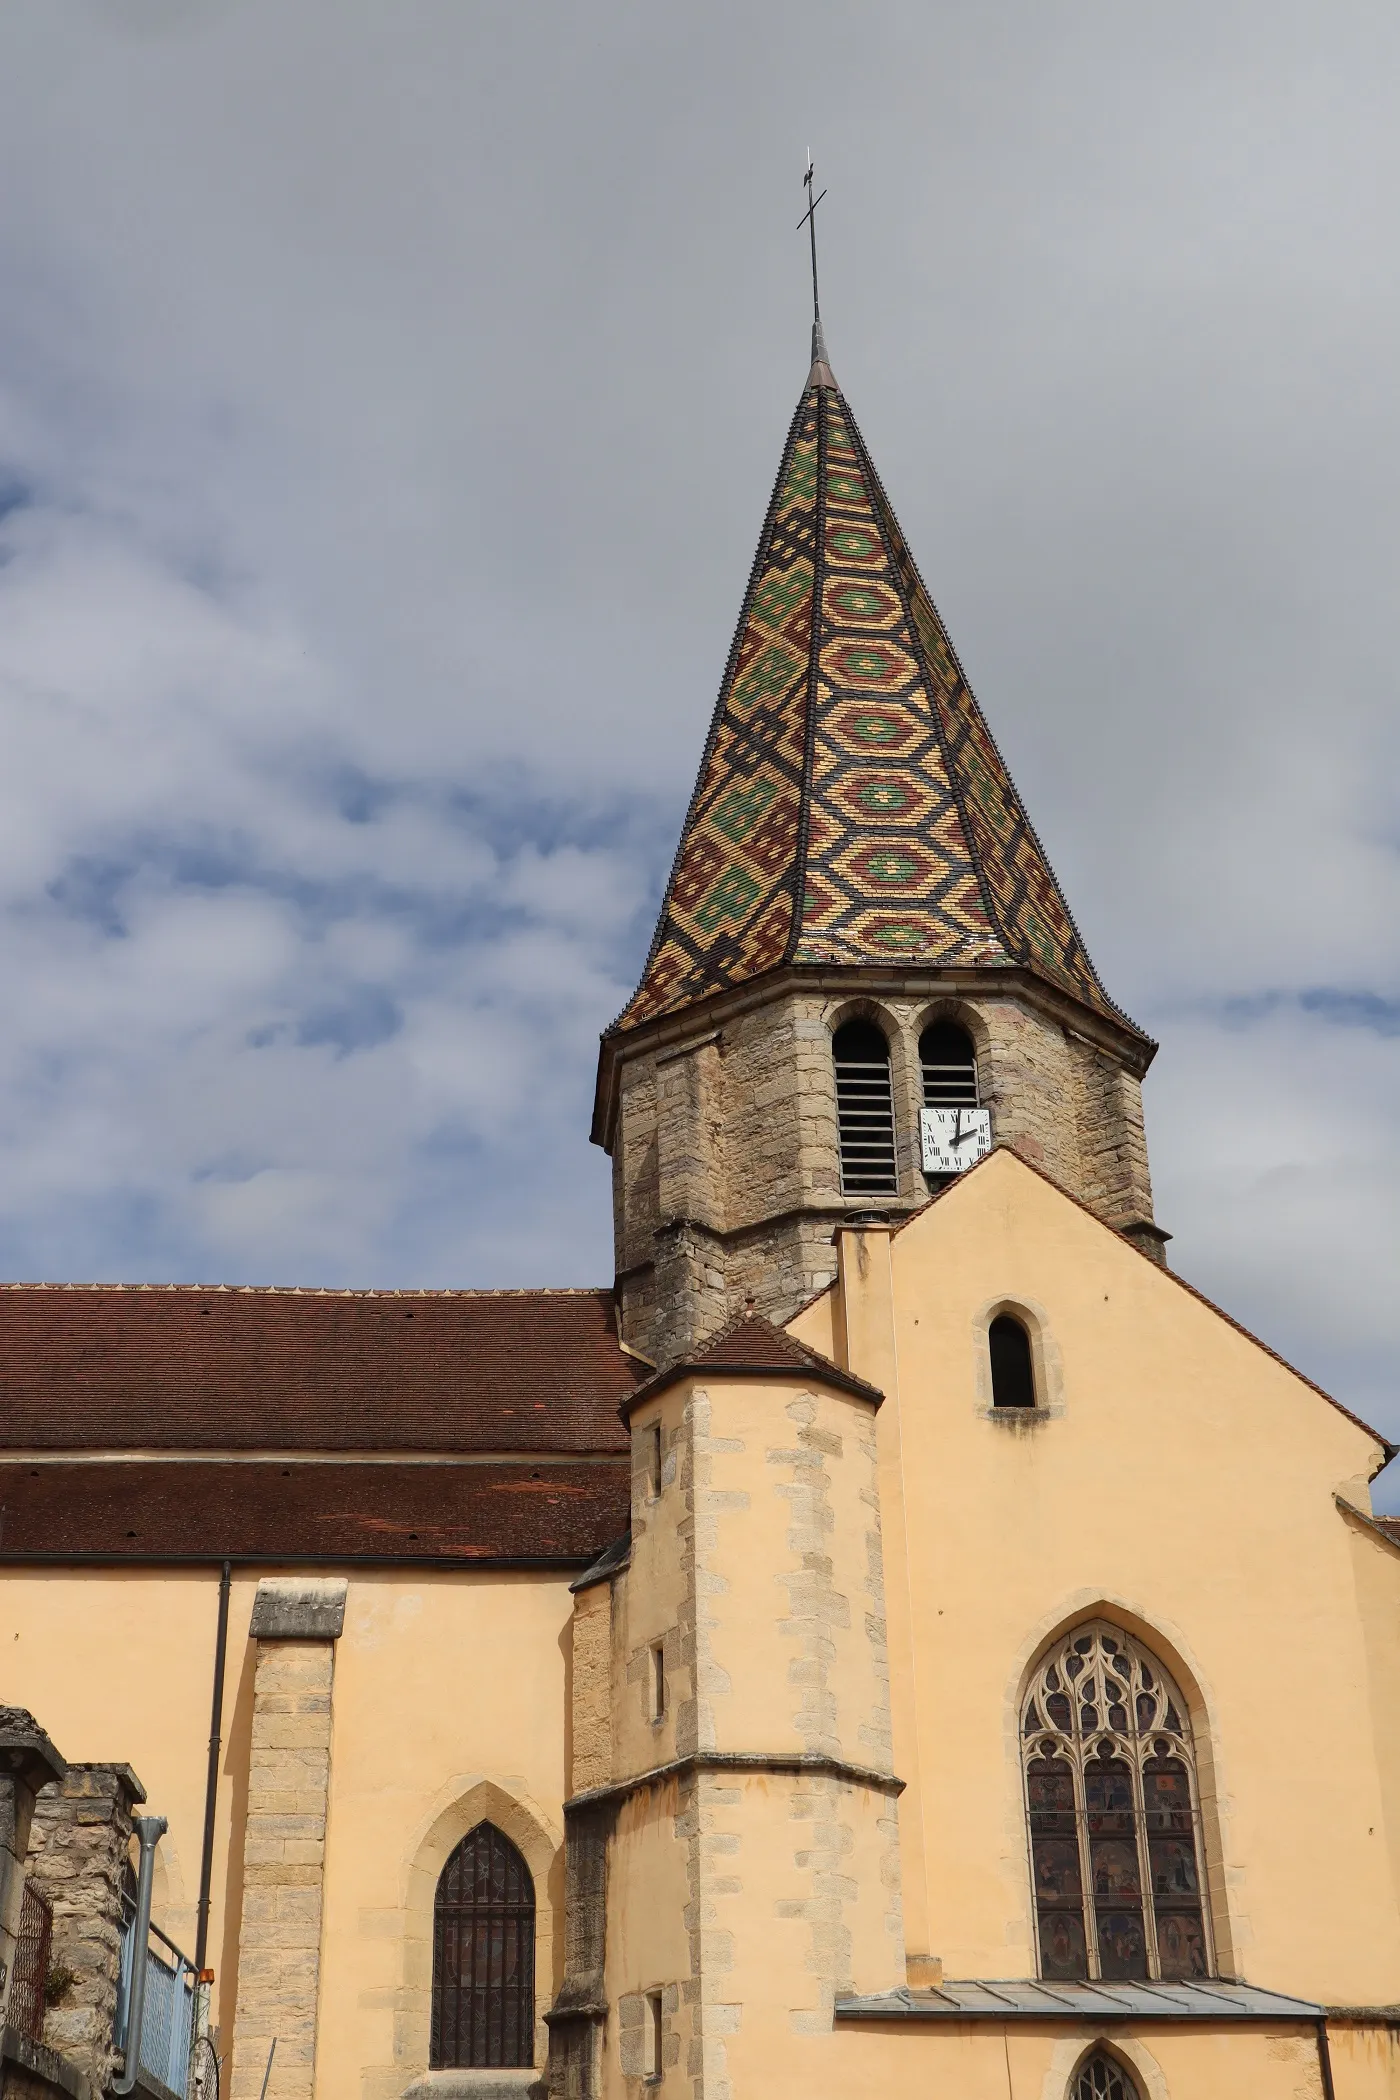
(113, 1813, 167, 2096)
(194, 1560, 232, 1976)
(1315, 2016, 1337, 2100)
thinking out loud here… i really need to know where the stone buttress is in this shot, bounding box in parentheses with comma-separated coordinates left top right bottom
(546, 1318, 904, 2100)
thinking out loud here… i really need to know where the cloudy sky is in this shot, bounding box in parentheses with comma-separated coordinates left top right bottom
(0, 3, 1396, 1480)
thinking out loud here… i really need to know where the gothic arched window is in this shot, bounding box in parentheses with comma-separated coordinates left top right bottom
(1073, 2054, 1141, 2100)
(833, 1020, 897, 1196)
(1022, 1623, 1212, 1983)
(919, 1020, 978, 1108)
(431, 1822, 536, 2069)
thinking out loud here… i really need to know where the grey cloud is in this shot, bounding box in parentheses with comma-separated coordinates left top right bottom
(0, 0, 1396, 1488)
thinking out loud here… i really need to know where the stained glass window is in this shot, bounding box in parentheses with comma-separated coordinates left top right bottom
(1021, 1623, 1212, 1981)
(1073, 2053, 1141, 2100)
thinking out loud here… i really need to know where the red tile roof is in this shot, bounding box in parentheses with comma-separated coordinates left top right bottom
(0, 1286, 640, 1455)
(621, 1314, 882, 1414)
(0, 1460, 631, 1564)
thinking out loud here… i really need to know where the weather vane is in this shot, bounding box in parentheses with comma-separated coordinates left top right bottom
(798, 151, 827, 341)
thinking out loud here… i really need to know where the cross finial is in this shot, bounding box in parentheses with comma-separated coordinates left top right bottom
(798, 152, 833, 380)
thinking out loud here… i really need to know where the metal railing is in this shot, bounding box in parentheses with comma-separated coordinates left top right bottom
(116, 1901, 195, 2100)
(10, 1881, 53, 2042)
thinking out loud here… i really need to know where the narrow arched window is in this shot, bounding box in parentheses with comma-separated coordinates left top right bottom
(431, 1822, 536, 2069)
(990, 1314, 1036, 1409)
(1023, 1623, 1212, 1983)
(833, 1020, 897, 1196)
(919, 1020, 977, 1107)
(1074, 2055, 1141, 2100)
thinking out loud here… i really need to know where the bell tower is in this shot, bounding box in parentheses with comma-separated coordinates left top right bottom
(594, 335, 1163, 1369)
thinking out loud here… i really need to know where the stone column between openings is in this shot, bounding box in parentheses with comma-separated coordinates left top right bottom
(230, 1578, 347, 2100)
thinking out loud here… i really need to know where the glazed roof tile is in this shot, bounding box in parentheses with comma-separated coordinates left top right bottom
(617, 357, 1139, 1037)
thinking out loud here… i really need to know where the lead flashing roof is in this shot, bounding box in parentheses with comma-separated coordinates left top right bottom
(834, 1979, 1325, 2022)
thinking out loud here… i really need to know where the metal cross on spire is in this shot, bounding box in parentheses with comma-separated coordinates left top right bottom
(798, 152, 832, 375)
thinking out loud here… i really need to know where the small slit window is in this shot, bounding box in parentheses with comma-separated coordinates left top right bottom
(833, 1020, 897, 1196)
(989, 1314, 1036, 1409)
(645, 1989, 664, 2081)
(920, 1020, 978, 1107)
(648, 1421, 663, 1498)
(651, 1642, 666, 1720)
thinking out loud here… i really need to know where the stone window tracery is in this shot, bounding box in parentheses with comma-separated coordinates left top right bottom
(1022, 1622, 1212, 1982)
(1073, 2053, 1141, 2100)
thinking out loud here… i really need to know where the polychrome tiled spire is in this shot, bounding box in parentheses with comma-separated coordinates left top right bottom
(615, 352, 1135, 1036)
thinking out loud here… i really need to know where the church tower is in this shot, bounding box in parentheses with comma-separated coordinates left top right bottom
(595, 328, 1164, 1368)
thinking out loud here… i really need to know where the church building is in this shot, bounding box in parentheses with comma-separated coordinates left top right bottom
(0, 314, 1397, 2100)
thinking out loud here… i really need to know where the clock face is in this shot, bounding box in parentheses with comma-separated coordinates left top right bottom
(920, 1105, 993, 1176)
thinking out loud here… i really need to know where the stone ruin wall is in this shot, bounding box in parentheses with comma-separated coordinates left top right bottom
(25, 1762, 145, 2095)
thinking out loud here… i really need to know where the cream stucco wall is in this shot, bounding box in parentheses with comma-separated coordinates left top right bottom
(791, 1147, 1400, 2008)
(0, 1564, 575, 2099)
(311, 1570, 572, 2100)
(0, 1565, 255, 1991)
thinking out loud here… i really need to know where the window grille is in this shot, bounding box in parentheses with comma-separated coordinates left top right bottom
(990, 1315, 1036, 1408)
(1074, 2055, 1141, 2100)
(10, 1882, 52, 2043)
(919, 1021, 978, 1108)
(1023, 1623, 1212, 1983)
(833, 1021, 897, 1196)
(431, 1823, 535, 2069)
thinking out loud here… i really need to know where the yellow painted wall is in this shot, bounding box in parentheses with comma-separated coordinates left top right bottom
(0, 1564, 254, 2012)
(825, 2019, 1332, 2100)
(315, 1569, 571, 2100)
(0, 1564, 575, 2098)
(791, 1148, 1400, 2008)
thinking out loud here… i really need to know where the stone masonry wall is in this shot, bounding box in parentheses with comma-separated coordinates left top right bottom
(610, 975, 1157, 1367)
(230, 1641, 335, 2100)
(25, 1764, 144, 2094)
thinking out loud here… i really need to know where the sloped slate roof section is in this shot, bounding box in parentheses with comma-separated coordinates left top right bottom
(835, 1979, 1325, 2021)
(0, 1286, 639, 1453)
(615, 364, 1140, 1039)
(0, 1460, 632, 1562)
(621, 1313, 883, 1415)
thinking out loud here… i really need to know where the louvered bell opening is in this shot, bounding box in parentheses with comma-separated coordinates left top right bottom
(833, 1021, 898, 1197)
(920, 1021, 978, 1108)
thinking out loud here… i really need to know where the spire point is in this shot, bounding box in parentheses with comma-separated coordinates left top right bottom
(808, 314, 836, 390)
(800, 155, 837, 388)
